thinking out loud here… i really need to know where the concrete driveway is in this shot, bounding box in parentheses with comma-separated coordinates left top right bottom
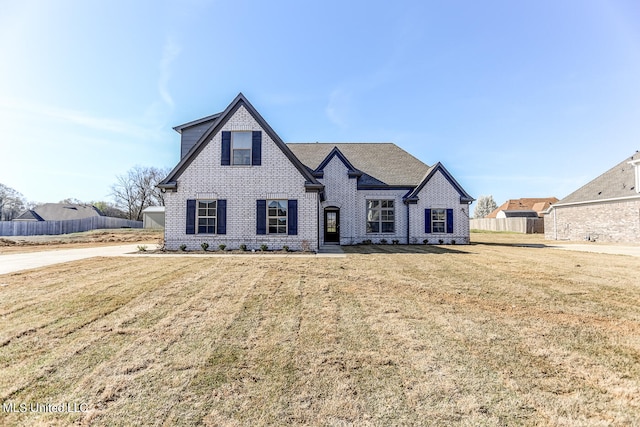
(0, 245, 142, 275)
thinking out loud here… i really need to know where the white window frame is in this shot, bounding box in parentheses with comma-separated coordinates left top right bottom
(197, 200, 217, 234)
(366, 199, 395, 233)
(232, 131, 252, 166)
(431, 209, 446, 234)
(267, 200, 287, 234)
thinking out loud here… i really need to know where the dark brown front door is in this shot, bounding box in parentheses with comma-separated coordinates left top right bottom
(324, 209, 340, 243)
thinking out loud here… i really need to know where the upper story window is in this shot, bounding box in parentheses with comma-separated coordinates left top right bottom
(232, 131, 252, 165)
(366, 200, 395, 233)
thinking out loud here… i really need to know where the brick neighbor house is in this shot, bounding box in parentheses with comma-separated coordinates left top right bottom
(544, 151, 640, 242)
(158, 93, 474, 251)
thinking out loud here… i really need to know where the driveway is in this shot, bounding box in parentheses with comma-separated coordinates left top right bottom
(0, 245, 142, 275)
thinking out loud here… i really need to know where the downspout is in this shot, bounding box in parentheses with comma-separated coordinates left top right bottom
(406, 201, 410, 244)
(317, 197, 320, 251)
(553, 207, 557, 240)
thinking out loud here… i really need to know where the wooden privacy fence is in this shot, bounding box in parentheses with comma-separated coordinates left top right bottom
(0, 216, 142, 236)
(470, 218, 544, 234)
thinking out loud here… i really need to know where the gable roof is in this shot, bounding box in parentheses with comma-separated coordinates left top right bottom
(287, 143, 430, 186)
(173, 113, 221, 133)
(405, 162, 474, 203)
(159, 93, 322, 191)
(486, 197, 559, 218)
(15, 204, 103, 221)
(553, 151, 640, 207)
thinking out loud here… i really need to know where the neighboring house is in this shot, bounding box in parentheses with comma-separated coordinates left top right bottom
(486, 197, 559, 218)
(544, 151, 640, 242)
(142, 206, 165, 229)
(13, 203, 104, 221)
(158, 93, 474, 251)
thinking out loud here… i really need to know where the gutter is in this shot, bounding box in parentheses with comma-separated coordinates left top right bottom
(544, 194, 640, 213)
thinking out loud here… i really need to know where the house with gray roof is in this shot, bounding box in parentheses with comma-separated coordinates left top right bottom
(14, 203, 104, 222)
(159, 93, 473, 251)
(544, 151, 640, 242)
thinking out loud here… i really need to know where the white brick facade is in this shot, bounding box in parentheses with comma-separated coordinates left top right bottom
(164, 105, 318, 251)
(162, 95, 473, 250)
(316, 156, 470, 245)
(409, 170, 471, 244)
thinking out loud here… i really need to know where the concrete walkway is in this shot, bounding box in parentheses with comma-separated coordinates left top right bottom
(548, 243, 640, 258)
(0, 245, 142, 275)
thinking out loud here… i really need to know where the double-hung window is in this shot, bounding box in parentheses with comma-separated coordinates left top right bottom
(232, 131, 252, 165)
(431, 209, 446, 233)
(366, 200, 395, 233)
(267, 200, 287, 234)
(197, 200, 217, 234)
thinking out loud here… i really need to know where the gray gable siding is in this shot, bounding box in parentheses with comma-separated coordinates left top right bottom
(180, 121, 216, 159)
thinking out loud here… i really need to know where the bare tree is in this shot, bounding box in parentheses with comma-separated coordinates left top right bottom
(473, 195, 498, 219)
(110, 166, 171, 221)
(0, 183, 27, 221)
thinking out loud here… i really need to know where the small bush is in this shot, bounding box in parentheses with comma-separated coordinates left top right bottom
(201, 242, 209, 251)
(218, 244, 226, 251)
(451, 240, 456, 245)
(438, 239, 444, 245)
(392, 240, 399, 245)
(179, 244, 187, 251)
(239, 244, 247, 251)
(423, 239, 428, 245)
(282, 245, 289, 252)
(380, 239, 388, 245)
(137, 245, 147, 252)
(362, 239, 372, 245)
(260, 244, 268, 252)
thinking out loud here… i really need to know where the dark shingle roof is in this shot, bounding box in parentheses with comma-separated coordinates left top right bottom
(287, 143, 430, 186)
(558, 151, 640, 205)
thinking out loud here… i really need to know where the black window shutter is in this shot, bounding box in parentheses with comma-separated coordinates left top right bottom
(221, 131, 231, 165)
(217, 200, 227, 235)
(446, 209, 454, 234)
(186, 199, 196, 235)
(424, 209, 431, 233)
(252, 131, 262, 166)
(256, 200, 266, 235)
(288, 200, 298, 235)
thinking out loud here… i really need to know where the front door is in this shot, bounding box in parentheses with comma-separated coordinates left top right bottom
(324, 209, 340, 243)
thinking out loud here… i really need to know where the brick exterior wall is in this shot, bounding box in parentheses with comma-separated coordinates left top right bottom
(409, 170, 471, 244)
(164, 105, 318, 251)
(544, 199, 640, 242)
(318, 156, 470, 245)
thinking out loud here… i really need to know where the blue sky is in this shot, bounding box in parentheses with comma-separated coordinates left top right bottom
(1, 0, 639, 208)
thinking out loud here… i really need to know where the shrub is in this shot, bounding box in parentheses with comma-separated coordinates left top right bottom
(282, 245, 289, 252)
(423, 239, 428, 245)
(179, 244, 187, 251)
(260, 244, 268, 252)
(201, 242, 209, 251)
(137, 245, 147, 252)
(451, 240, 456, 245)
(380, 239, 388, 245)
(362, 239, 372, 245)
(218, 244, 226, 251)
(239, 244, 247, 251)
(438, 239, 444, 245)
(392, 240, 399, 245)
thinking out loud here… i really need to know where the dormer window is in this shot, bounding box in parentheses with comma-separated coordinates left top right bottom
(232, 131, 252, 165)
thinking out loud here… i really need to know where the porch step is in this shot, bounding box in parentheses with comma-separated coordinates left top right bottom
(318, 245, 345, 255)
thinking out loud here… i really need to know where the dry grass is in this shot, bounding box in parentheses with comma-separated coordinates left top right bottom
(0, 229, 163, 254)
(0, 233, 639, 426)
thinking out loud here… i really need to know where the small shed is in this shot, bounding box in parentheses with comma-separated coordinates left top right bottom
(142, 206, 165, 229)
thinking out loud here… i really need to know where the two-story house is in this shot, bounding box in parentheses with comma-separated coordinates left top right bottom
(158, 93, 473, 251)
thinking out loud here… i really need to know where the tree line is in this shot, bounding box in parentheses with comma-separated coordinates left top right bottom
(1, 165, 170, 222)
